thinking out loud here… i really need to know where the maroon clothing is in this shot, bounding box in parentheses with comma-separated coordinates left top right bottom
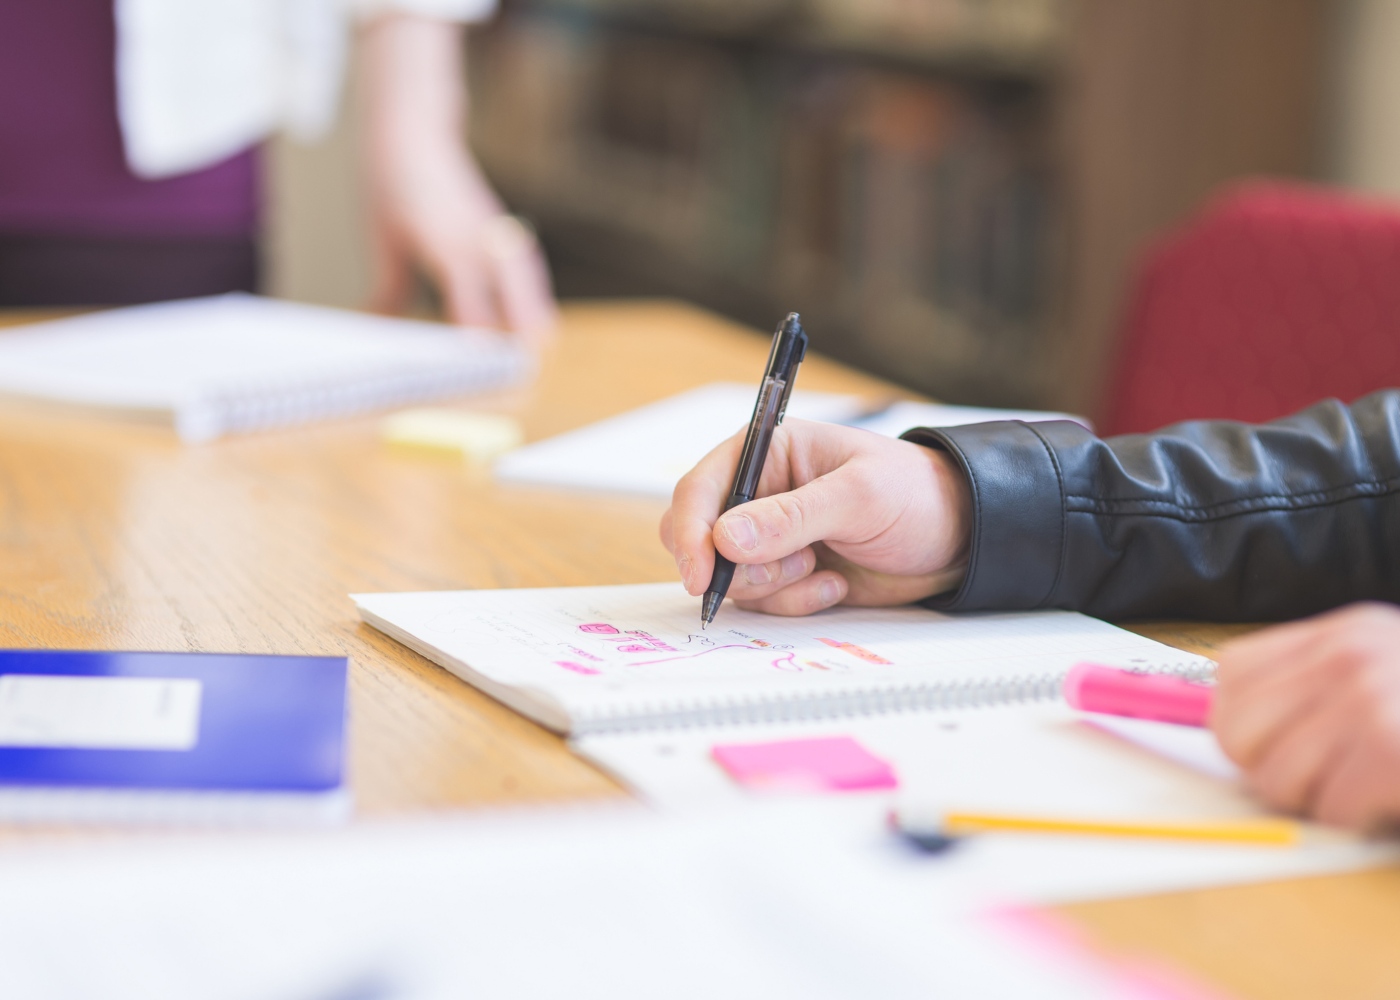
(0, 0, 259, 303)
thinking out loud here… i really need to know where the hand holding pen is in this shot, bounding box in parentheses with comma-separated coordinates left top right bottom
(698, 313, 810, 626)
(659, 315, 972, 624)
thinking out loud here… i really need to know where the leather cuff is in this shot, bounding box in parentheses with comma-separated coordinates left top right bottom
(901, 421, 1069, 611)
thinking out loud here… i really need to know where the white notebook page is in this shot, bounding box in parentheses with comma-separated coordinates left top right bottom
(577, 704, 1246, 820)
(353, 582, 1211, 733)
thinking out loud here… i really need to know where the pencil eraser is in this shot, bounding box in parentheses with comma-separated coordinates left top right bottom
(382, 408, 524, 463)
(711, 736, 898, 793)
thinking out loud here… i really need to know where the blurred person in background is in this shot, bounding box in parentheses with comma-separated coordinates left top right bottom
(0, 0, 556, 336)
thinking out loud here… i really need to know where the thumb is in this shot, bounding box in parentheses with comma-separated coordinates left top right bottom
(713, 470, 862, 565)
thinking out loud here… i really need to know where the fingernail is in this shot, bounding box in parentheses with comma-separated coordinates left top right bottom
(819, 579, 841, 605)
(722, 514, 758, 552)
(744, 562, 772, 585)
(779, 552, 806, 580)
(677, 553, 693, 590)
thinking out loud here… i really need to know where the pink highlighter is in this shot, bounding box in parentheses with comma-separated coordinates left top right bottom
(1063, 663, 1214, 728)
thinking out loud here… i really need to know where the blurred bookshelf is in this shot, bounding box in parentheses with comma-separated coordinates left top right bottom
(468, 0, 1333, 412)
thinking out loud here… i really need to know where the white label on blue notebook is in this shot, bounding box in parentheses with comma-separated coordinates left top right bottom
(0, 676, 202, 751)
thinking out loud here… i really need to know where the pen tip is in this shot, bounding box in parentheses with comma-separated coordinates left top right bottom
(700, 591, 722, 627)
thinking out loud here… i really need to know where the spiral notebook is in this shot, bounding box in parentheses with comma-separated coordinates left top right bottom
(352, 583, 1214, 737)
(0, 294, 529, 442)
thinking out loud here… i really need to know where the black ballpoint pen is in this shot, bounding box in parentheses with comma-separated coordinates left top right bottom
(701, 312, 809, 627)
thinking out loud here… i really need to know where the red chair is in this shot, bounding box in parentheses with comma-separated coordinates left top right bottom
(1100, 181, 1400, 435)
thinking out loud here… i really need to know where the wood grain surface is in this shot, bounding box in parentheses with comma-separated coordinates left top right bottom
(0, 301, 898, 814)
(0, 300, 1395, 997)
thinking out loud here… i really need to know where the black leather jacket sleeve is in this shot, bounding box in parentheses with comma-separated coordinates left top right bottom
(902, 390, 1400, 621)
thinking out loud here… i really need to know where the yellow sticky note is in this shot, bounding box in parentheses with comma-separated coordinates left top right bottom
(382, 409, 524, 463)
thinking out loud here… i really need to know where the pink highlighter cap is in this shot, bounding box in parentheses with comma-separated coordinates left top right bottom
(1064, 663, 1214, 728)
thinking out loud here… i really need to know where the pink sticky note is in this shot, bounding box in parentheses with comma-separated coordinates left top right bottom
(711, 736, 898, 793)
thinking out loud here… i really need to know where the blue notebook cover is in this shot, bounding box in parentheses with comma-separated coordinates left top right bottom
(0, 649, 347, 793)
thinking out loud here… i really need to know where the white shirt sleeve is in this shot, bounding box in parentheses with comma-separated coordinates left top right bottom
(351, 0, 498, 19)
(115, 0, 497, 179)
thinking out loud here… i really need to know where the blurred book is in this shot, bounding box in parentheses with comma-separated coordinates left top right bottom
(0, 294, 530, 442)
(493, 381, 1084, 497)
(0, 649, 348, 826)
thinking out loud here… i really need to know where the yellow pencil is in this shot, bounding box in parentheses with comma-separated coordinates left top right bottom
(939, 811, 1300, 846)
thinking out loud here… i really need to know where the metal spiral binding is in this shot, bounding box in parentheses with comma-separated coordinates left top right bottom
(572, 658, 1219, 737)
(199, 354, 527, 437)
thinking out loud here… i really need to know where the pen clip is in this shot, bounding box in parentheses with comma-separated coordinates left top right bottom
(775, 369, 798, 426)
(773, 315, 807, 426)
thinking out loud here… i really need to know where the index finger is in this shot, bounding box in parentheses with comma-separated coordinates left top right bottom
(1213, 618, 1354, 767)
(486, 221, 558, 338)
(666, 431, 745, 595)
(439, 257, 500, 330)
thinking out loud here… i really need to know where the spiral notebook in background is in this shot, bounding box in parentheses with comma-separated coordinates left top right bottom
(352, 583, 1213, 737)
(0, 294, 530, 442)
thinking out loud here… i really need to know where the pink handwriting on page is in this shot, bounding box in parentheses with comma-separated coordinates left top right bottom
(579, 623, 619, 634)
(554, 661, 601, 676)
(817, 638, 893, 665)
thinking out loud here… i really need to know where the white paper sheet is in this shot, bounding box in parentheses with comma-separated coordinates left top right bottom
(850, 399, 1090, 439)
(493, 382, 864, 497)
(573, 705, 1248, 818)
(0, 805, 1173, 1000)
(493, 381, 1088, 498)
(574, 707, 1395, 908)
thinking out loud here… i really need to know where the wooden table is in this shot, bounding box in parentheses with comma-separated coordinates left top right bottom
(0, 301, 1396, 998)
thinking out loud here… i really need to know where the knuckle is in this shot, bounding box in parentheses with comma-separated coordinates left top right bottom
(1336, 601, 1400, 633)
(1250, 771, 1296, 813)
(1214, 728, 1253, 767)
(1331, 638, 1395, 688)
(769, 492, 807, 537)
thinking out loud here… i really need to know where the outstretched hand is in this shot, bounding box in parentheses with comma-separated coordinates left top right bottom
(1212, 603, 1400, 832)
(660, 419, 972, 616)
(363, 14, 557, 340)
